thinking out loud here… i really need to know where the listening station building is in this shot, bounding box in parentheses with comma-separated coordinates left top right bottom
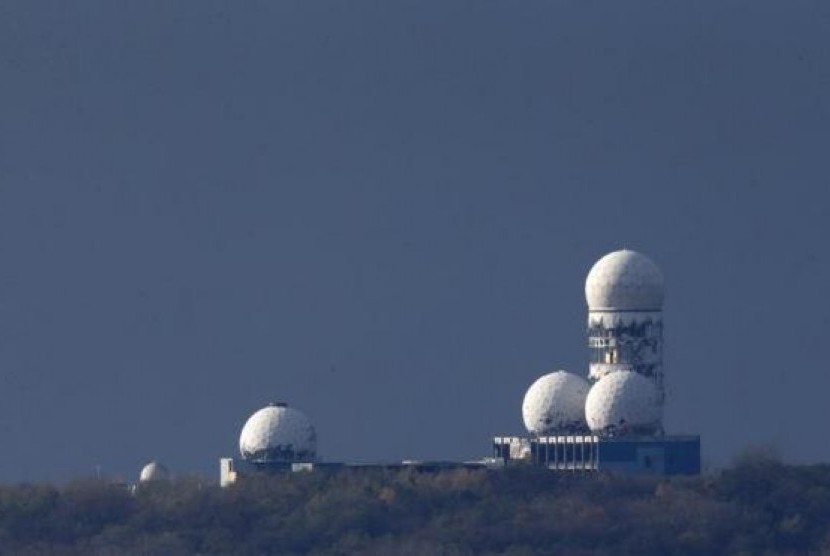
(219, 250, 700, 485)
(494, 249, 700, 475)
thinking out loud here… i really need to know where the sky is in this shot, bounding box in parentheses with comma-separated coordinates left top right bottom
(0, 0, 829, 482)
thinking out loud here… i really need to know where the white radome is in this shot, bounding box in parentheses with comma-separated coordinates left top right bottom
(585, 250, 664, 311)
(239, 403, 317, 463)
(522, 370, 590, 435)
(585, 371, 662, 434)
(139, 461, 170, 483)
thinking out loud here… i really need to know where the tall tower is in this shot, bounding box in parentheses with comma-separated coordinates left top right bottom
(584, 250, 665, 403)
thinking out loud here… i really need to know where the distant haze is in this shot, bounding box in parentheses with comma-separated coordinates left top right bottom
(0, 1, 828, 481)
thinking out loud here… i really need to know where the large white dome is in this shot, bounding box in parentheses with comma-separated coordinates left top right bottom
(522, 370, 590, 435)
(239, 403, 317, 463)
(585, 371, 662, 435)
(139, 461, 170, 483)
(585, 250, 664, 311)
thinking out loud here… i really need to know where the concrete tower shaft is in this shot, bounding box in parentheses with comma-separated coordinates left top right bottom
(587, 311, 663, 392)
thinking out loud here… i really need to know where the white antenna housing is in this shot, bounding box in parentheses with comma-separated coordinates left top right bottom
(522, 370, 590, 435)
(239, 402, 317, 463)
(585, 371, 662, 435)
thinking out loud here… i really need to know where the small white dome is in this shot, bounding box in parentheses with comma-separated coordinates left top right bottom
(139, 461, 170, 483)
(522, 370, 590, 435)
(585, 371, 662, 435)
(239, 403, 317, 463)
(585, 250, 664, 311)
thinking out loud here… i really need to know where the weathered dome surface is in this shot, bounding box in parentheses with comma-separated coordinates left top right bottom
(139, 461, 170, 483)
(522, 370, 590, 435)
(585, 371, 662, 435)
(585, 250, 664, 311)
(239, 403, 317, 463)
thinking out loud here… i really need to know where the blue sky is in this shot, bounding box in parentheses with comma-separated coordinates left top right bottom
(0, 0, 828, 481)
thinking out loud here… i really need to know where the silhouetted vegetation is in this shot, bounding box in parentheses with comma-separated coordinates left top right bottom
(0, 455, 829, 555)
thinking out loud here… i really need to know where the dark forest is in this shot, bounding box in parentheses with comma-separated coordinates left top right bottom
(0, 454, 825, 555)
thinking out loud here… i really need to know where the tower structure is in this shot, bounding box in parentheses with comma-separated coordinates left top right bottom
(494, 247, 697, 474)
(584, 250, 665, 404)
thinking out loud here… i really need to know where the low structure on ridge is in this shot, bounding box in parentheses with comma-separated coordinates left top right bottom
(493, 249, 700, 476)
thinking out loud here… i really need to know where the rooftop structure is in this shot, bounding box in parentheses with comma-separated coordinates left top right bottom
(239, 403, 317, 464)
(221, 248, 699, 483)
(585, 249, 664, 312)
(492, 249, 699, 476)
(522, 370, 590, 435)
(585, 371, 662, 436)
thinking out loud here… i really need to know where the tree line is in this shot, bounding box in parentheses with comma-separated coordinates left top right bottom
(0, 453, 827, 555)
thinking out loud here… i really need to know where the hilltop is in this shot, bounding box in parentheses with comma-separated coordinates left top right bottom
(0, 455, 825, 555)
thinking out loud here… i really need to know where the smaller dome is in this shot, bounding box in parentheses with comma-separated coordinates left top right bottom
(239, 403, 317, 463)
(585, 371, 662, 435)
(522, 370, 590, 435)
(585, 250, 664, 311)
(139, 461, 170, 483)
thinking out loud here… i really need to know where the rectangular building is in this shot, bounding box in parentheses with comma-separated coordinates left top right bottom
(492, 435, 700, 475)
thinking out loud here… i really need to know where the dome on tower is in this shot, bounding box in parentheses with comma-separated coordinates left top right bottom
(585, 371, 662, 435)
(239, 403, 317, 463)
(585, 250, 664, 311)
(522, 370, 590, 435)
(139, 461, 170, 483)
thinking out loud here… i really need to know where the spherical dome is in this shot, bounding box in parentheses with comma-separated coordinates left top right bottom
(522, 370, 590, 435)
(585, 250, 664, 311)
(139, 461, 170, 483)
(239, 403, 317, 463)
(585, 371, 662, 435)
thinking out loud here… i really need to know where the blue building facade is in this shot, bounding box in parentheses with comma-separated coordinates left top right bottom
(493, 435, 700, 475)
